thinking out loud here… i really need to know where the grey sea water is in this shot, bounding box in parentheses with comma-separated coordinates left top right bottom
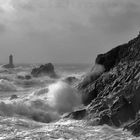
(0, 63, 137, 140)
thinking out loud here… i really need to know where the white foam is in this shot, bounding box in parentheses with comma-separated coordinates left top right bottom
(0, 79, 17, 91)
(0, 81, 81, 123)
(0, 101, 60, 123)
(17, 72, 29, 77)
(47, 81, 81, 114)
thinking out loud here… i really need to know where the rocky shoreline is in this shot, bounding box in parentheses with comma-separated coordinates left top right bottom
(70, 33, 140, 137)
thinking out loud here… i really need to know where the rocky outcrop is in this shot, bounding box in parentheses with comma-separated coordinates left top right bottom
(64, 76, 79, 85)
(3, 64, 15, 69)
(31, 63, 58, 78)
(124, 117, 140, 137)
(10, 94, 18, 100)
(70, 33, 140, 137)
(65, 109, 87, 120)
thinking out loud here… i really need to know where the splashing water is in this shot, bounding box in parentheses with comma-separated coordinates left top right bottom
(0, 64, 138, 140)
(47, 81, 81, 114)
(0, 81, 81, 124)
(0, 79, 17, 91)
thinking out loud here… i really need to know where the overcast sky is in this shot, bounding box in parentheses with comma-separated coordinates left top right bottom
(0, 0, 140, 64)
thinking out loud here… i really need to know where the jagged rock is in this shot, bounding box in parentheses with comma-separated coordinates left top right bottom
(84, 62, 140, 129)
(10, 94, 18, 100)
(31, 63, 58, 78)
(64, 76, 78, 84)
(69, 33, 140, 137)
(3, 64, 15, 69)
(124, 117, 140, 137)
(64, 109, 87, 120)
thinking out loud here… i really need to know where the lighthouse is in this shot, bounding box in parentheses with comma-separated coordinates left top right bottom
(9, 54, 13, 66)
(3, 54, 15, 68)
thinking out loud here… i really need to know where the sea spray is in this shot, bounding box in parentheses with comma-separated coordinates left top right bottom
(33, 87, 49, 96)
(83, 64, 105, 84)
(0, 79, 17, 91)
(0, 81, 81, 123)
(47, 81, 81, 114)
(79, 64, 105, 105)
(0, 101, 60, 123)
(15, 78, 44, 88)
(91, 64, 105, 74)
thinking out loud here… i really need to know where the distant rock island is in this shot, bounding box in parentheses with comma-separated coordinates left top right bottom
(31, 63, 58, 78)
(3, 54, 15, 68)
(67, 32, 140, 137)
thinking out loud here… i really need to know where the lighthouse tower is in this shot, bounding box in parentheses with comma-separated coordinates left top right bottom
(9, 54, 13, 66)
(3, 54, 15, 68)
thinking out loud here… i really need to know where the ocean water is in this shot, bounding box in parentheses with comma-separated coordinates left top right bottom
(0, 63, 138, 140)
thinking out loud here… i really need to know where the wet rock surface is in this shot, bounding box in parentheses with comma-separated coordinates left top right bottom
(65, 109, 87, 120)
(124, 117, 140, 137)
(71, 33, 140, 136)
(64, 76, 79, 85)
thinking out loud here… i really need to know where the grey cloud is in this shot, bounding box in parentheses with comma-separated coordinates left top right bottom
(0, 0, 140, 63)
(90, 0, 140, 34)
(0, 24, 6, 34)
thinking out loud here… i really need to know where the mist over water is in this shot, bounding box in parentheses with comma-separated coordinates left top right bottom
(91, 64, 105, 74)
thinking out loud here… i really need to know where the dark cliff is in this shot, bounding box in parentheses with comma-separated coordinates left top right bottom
(72, 33, 140, 137)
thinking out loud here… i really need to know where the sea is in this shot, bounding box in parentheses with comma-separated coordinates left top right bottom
(0, 63, 138, 140)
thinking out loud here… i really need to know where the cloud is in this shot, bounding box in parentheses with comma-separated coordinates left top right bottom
(0, 0, 96, 33)
(90, 0, 140, 34)
(0, 0, 140, 63)
(0, 23, 6, 33)
(0, 0, 140, 34)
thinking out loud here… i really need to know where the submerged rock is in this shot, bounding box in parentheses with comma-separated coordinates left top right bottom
(69, 32, 140, 137)
(17, 74, 32, 80)
(31, 63, 58, 78)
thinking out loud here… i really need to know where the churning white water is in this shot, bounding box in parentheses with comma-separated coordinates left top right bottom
(47, 81, 81, 114)
(0, 81, 82, 125)
(0, 79, 17, 91)
(0, 64, 138, 140)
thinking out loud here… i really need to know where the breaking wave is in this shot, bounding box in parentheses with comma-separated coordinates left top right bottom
(47, 81, 81, 114)
(0, 81, 81, 123)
